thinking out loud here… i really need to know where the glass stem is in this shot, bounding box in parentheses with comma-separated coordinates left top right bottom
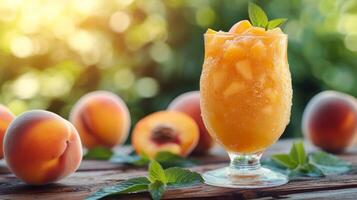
(228, 152, 262, 174)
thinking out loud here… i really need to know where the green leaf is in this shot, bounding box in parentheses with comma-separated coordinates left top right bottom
(83, 147, 114, 160)
(155, 151, 198, 168)
(86, 177, 150, 200)
(110, 151, 198, 168)
(88, 156, 203, 200)
(289, 163, 324, 178)
(271, 154, 297, 169)
(267, 18, 287, 30)
(248, 2, 268, 28)
(164, 167, 204, 188)
(149, 181, 166, 200)
(266, 141, 352, 180)
(261, 158, 289, 175)
(149, 160, 167, 183)
(310, 151, 352, 175)
(289, 141, 307, 165)
(110, 154, 150, 166)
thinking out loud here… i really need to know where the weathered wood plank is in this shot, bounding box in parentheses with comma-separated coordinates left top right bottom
(1, 139, 357, 199)
(281, 188, 357, 200)
(1, 139, 354, 175)
(2, 162, 357, 199)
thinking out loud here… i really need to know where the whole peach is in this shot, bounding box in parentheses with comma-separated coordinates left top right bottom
(4, 110, 82, 185)
(69, 91, 131, 149)
(168, 91, 214, 154)
(302, 91, 357, 153)
(0, 105, 15, 159)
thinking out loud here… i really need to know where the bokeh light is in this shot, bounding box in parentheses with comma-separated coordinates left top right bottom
(0, 0, 356, 138)
(11, 73, 39, 99)
(135, 77, 159, 98)
(114, 68, 135, 90)
(10, 36, 34, 58)
(109, 11, 131, 33)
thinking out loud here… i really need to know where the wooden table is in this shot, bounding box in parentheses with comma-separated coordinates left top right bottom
(1, 139, 357, 200)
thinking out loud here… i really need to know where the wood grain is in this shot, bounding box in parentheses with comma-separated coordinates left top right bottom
(1, 139, 357, 200)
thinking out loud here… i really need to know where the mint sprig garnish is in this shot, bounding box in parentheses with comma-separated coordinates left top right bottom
(248, 2, 287, 30)
(86, 160, 203, 200)
(148, 159, 167, 183)
(267, 18, 287, 30)
(248, 2, 268, 28)
(262, 141, 352, 179)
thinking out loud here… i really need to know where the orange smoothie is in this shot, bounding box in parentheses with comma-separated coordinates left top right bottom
(200, 21, 292, 154)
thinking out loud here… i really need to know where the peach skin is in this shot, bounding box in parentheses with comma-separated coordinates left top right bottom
(302, 91, 357, 153)
(0, 104, 15, 159)
(69, 91, 131, 149)
(168, 91, 214, 154)
(3, 110, 82, 185)
(132, 111, 199, 158)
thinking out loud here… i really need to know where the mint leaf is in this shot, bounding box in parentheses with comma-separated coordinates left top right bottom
(261, 158, 289, 174)
(149, 160, 167, 183)
(248, 2, 287, 30)
(110, 151, 198, 168)
(149, 181, 166, 200)
(248, 2, 268, 28)
(156, 151, 198, 168)
(310, 151, 352, 175)
(87, 158, 203, 200)
(83, 147, 113, 160)
(267, 18, 287, 30)
(164, 167, 204, 188)
(272, 154, 297, 169)
(301, 163, 324, 177)
(310, 151, 350, 166)
(86, 177, 150, 200)
(289, 163, 323, 179)
(110, 154, 150, 166)
(265, 140, 352, 179)
(289, 141, 307, 165)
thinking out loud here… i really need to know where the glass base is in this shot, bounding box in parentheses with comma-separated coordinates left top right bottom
(203, 166, 288, 188)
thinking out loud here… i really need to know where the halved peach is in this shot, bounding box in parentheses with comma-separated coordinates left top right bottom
(0, 105, 15, 159)
(131, 111, 199, 158)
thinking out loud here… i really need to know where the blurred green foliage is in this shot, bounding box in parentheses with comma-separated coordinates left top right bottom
(0, 0, 356, 138)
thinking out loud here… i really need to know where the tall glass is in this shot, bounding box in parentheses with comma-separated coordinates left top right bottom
(200, 32, 292, 188)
